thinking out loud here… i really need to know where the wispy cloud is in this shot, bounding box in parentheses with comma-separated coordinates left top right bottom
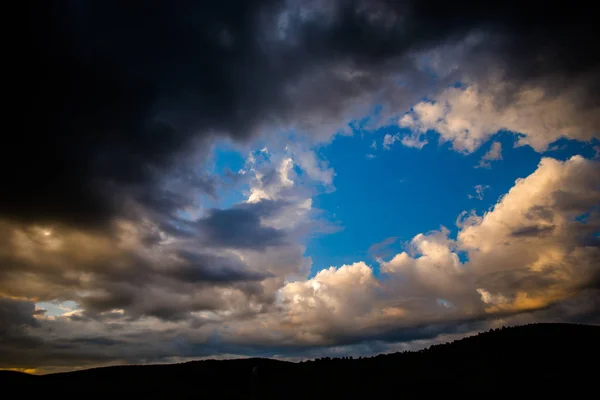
(468, 184, 490, 200)
(475, 142, 503, 168)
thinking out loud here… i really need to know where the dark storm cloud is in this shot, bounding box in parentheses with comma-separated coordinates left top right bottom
(0, 197, 290, 325)
(9, 0, 599, 229)
(0, 298, 44, 366)
(198, 202, 288, 250)
(0, 299, 136, 369)
(76, 277, 222, 321)
(174, 251, 272, 283)
(11, 0, 284, 228)
(0, 298, 39, 335)
(61, 249, 272, 319)
(127, 197, 291, 252)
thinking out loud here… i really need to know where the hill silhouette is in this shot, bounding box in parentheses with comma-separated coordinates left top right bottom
(2, 323, 598, 398)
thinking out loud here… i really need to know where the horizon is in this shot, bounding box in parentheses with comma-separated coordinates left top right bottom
(2, 1, 599, 374)
(4, 323, 593, 375)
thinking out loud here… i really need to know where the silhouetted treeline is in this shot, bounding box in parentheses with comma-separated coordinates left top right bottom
(2, 323, 598, 399)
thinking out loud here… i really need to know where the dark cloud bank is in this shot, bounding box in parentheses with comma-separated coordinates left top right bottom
(7, 0, 599, 229)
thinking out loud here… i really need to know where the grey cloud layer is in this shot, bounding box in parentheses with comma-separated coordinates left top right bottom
(8, 0, 599, 228)
(0, 192, 301, 320)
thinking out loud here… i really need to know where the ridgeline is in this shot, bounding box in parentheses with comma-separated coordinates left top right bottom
(2, 323, 598, 398)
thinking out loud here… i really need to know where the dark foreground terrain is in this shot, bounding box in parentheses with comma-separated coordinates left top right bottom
(2, 323, 598, 398)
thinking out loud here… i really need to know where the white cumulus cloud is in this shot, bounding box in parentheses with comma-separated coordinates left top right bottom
(399, 83, 600, 153)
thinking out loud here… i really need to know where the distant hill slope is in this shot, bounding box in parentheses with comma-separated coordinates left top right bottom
(2, 323, 598, 398)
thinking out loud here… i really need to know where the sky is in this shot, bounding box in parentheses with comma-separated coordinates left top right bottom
(2, 0, 600, 373)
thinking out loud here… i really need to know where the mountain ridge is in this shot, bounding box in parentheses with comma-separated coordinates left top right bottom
(2, 323, 598, 398)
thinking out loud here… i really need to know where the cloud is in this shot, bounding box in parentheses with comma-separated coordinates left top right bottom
(272, 156, 600, 344)
(246, 155, 297, 204)
(198, 203, 288, 250)
(459, 157, 600, 315)
(0, 298, 50, 369)
(12, 0, 600, 231)
(0, 298, 40, 334)
(0, 197, 305, 321)
(1, 152, 599, 370)
(400, 132, 429, 149)
(400, 83, 599, 153)
(170, 252, 272, 284)
(476, 141, 503, 168)
(278, 262, 384, 343)
(8, 1, 423, 229)
(381, 228, 468, 298)
(368, 237, 398, 259)
(468, 185, 490, 200)
(285, 145, 335, 187)
(381, 133, 400, 150)
(383, 131, 428, 150)
(382, 133, 397, 150)
(0, 143, 324, 369)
